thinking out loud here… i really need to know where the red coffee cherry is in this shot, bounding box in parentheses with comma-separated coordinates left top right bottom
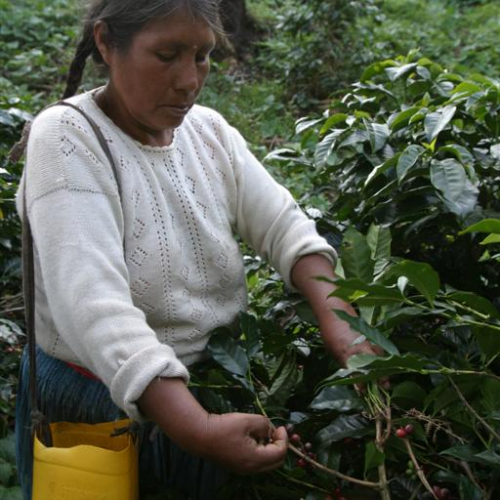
(395, 428, 407, 438)
(404, 424, 414, 435)
(290, 433, 301, 444)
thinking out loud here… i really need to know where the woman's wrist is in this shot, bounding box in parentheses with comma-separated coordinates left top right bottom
(137, 377, 211, 455)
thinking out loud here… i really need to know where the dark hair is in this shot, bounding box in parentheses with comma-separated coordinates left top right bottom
(62, 0, 223, 99)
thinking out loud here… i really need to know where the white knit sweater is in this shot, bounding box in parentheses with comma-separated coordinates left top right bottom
(18, 90, 336, 420)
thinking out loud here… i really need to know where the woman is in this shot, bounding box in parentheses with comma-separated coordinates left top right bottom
(16, 0, 380, 498)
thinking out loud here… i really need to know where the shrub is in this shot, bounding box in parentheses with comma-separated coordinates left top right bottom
(193, 54, 500, 499)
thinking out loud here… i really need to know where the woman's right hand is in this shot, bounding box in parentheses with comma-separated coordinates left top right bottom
(200, 412, 288, 474)
(138, 377, 288, 474)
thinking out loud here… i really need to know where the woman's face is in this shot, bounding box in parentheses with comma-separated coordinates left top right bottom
(95, 8, 216, 145)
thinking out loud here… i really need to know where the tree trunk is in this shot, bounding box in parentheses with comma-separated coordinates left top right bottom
(216, 0, 259, 59)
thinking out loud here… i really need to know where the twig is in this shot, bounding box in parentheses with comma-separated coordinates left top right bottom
(448, 376, 500, 442)
(403, 438, 438, 500)
(455, 459, 483, 492)
(375, 417, 391, 500)
(288, 442, 380, 489)
(187, 382, 243, 389)
(382, 403, 392, 444)
(404, 408, 465, 443)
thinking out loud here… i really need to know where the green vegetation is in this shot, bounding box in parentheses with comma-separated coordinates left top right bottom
(1, 0, 499, 498)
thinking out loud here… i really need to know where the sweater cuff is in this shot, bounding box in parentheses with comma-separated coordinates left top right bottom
(286, 246, 338, 292)
(110, 344, 190, 422)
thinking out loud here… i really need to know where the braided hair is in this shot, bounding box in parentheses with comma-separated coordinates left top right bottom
(62, 0, 223, 99)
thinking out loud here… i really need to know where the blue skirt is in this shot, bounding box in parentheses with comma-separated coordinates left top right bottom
(15, 346, 228, 500)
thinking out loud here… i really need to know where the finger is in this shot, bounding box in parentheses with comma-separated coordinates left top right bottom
(252, 428, 288, 467)
(247, 414, 273, 439)
(270, 425, 288, 445)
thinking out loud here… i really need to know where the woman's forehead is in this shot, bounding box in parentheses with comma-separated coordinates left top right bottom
(138, 8, 216, 47)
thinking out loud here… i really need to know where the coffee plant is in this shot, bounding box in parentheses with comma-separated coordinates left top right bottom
(188, 54, 500, 499)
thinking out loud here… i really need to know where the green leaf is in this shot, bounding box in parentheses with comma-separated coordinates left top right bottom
(442, 179, 479, 217)
(385, 63, 417, 82)
(424, 105, 456, 142)
(441, 444, 480, 462)
(472, 325, 500, 361)
(385, 260, 440, 306)
(361, 59, 397, 81)
(366, 224, 392, 263)
(364, 121, 390, 153)
(392, 381, 427, 409)
(338, 129, 369, 149)
(389, 107, 420, 131)
(450, 81, 482, 100)
(0, 112, 15, 128)
(364, 155, 399, 186)
(239, 313, 260, 358)
(481, 379, 500, 414)
(207, 330, 250, 388)
(430, 158, 466, 202)
(309, 386, 364, 412)
(481, 234, 500, 245)
(315, 415, 369, 449)
(397, 144, 425, 183)
(323, 353, 434, 386)
(266, 359, 299, 407)
(295, 117, 323, 135)
(460, 219, 500, 235)
(329, 278, 403, 307)
(459, 476, 484, 500)
(333, 310, 399, 355)
(446, 292, 500, 320)
(340, 228, 375, 283)
(320, 114, 348, 135)
(364, 441, 385, 474)
(473, 450, 500, 465)
(438, 144, 474, 165)
(314, 129, 344, 168)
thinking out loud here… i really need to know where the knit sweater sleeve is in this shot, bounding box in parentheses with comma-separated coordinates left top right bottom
(20, 105, 189, 421)
(227, 123, 337, 289)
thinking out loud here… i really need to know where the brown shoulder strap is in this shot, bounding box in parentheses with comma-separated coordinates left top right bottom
(23, 101, 121, 444)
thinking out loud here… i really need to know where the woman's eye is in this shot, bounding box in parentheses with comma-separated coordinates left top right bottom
(196, 53, 210, 64)
(157, 53, 176, 62)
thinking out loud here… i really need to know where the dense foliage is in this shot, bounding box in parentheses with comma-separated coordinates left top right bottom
(196, 53, 500, 500)
(1, 1, 500, 499)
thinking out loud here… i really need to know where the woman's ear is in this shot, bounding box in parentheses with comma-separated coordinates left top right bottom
(94, 20, 112, 66)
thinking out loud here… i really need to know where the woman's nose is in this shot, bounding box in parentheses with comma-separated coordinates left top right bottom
(174, 60, 199, 93)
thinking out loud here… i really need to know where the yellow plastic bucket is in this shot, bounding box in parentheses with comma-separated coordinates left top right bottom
(32, 419, 138, 500)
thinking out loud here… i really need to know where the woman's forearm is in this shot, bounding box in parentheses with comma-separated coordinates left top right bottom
(137, 377, 210, 455)
(291, 253, 380, 365)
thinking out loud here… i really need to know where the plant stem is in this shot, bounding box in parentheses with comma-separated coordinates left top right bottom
(187, 382, 242, 389)
(448, 376, 500, 442)
(405, 297, 500, 333)
(375, 417, 391, 500)
(403, 438, 439, 500)
(448, 300, 494, 321)
(288, 442, 381, 489)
